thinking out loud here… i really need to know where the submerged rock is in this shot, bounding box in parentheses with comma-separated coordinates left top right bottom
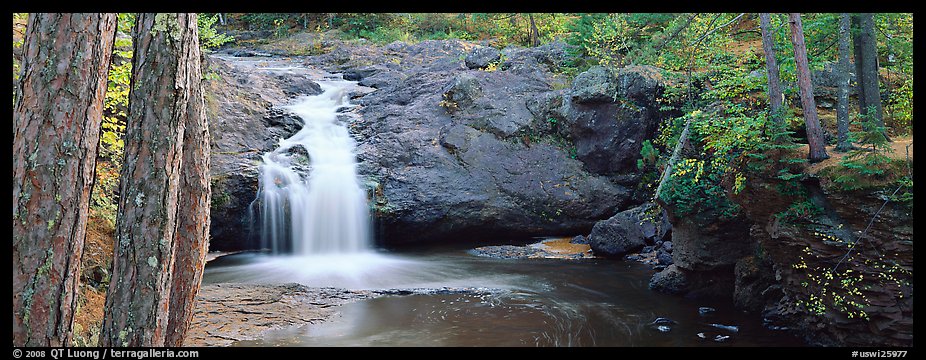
(471, 238, 594, 260)
(698, 307, 717, 316)
(186, 283, 377, 346)
(709, 323, 740, 333)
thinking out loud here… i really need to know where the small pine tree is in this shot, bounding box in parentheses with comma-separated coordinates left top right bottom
(833, 106, 892, 189)
(747, 112, 806, 181)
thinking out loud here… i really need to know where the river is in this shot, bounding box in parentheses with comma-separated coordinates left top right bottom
(202, 243, 802, 347)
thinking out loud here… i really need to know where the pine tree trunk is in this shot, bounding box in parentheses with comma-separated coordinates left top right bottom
(528, 14, 540, 47)
(100, 13, 200, 347)
(165, 38, 210, 347)
(788, 13, 829, 162)
(835, 13, 853, 152)
(759, 13, 784, 122)
(852, 13, 887, 136)
(851, 15, 867, 121)
(12, 13, 117, 347)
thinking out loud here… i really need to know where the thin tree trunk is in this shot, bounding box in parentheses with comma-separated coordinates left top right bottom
(100, 13, 199, 347)
(654, 13, 698, 53)
(853, 13, 887, 138)
(12, 13, 117, 347)
(788, 13, 829, 162)
(759, 13, 784, 123)
(655, 118, 693, 199)
(835, 13, 853, 152)
(528, 13, 540, 47)
(165, 42, 210, 347)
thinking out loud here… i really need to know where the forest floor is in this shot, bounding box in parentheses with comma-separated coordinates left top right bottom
(803, 135, 913, 176)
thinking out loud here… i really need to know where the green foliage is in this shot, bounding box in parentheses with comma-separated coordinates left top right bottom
(832, 108, 893, 190)
(889, 175, 913, 206)
(791, 244, 912, 321)
(775, 197, 822, 223)
(637, 140, 659, 170)
(886, 78, 912, 134)
(90, 161, 120, 226)
(198, 14, 234, 49)
(660, 156, 742, 219)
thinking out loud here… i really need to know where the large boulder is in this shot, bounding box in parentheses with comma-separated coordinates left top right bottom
(663, 207, 753, 272)
(563, 65, 667, 177)
(350, 41, 643, 245)
(206, 40, 672, 248)
(586, 202, 670, 257)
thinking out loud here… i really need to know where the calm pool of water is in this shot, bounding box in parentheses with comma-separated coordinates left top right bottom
(203, 244, 803, 347)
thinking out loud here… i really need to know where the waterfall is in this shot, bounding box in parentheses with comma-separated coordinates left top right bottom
(256, 80, 371, 255)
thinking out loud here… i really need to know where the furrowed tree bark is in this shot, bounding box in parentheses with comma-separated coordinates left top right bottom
(835, 13, 853, 152)
(100, 13, 199, 347)
(12, 13, 117, 347)
(852, 13, 887, 138)
(165, 32, 210, 347)
(759, 13, 784, 123)
(788, 13, 829, 162)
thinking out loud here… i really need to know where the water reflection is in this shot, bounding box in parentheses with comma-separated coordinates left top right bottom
(205, 248, 803, 347)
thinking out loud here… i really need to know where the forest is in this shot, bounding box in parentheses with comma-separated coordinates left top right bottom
(12, 12, 913, 348)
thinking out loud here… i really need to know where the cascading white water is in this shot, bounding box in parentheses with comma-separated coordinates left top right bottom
(256, 80, 371, 256)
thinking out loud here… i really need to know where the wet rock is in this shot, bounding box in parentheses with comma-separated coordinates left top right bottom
(657, 251, 674, 266)
(698, 307, 716, 316)
(649, 264, 690, 295)
(230, 49, 273, 57)
(264, 107, 304, 135)
(661, 241, 673, 253)
(587, 203, 667, 257)
(709, 323, 740, 333)
(587, 213, 646, 257)
(464, 46, 501, 69)
(469, 245, 541, 259)
(656, 325, 671, 333)
(186, 283, 378, 346)
(733, 254, 783, 313)
(570, 235, 588, 245)
(714, 334, 731, 342)
(663, 208, 753, 272)
(651, 317, 677, 326)
(470, 238, 594, 260)
(280, 75, 323, 97)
